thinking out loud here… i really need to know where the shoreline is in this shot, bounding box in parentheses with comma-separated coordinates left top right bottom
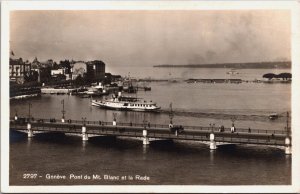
(153, 61, 291, 69)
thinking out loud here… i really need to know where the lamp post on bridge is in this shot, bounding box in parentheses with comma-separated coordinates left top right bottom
(286, 112, 290, 136)
(285, 111, 292, 154)
(28, 103, 32, 122)
(61, 99, 66, 123)
(230, 116, 236, 133)
(82, 117, 86, 126)
(113, 112, 117, 126)
(209, 123, 215, 133)
(143, 112, 147, 129)
(169, 103, 174, 128)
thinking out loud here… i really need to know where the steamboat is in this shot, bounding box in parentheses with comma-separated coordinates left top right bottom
(91, 92, 160, 111)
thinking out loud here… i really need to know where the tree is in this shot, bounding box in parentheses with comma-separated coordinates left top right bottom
(74, 74, 85, 86)
(262, 73, 276, 80)
(39, 67, 52, 83)
(52, 62, 60, 69)
(60, 60, 71, 69)
(24, 71, 39, 82)
(59, 60, 72, 74)
(277, 73, 292, 80)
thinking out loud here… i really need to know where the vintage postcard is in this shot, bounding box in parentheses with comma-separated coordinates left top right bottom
(1, 1, 300, 193)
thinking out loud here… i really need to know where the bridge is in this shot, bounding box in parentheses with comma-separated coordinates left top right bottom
(10, 116, 292, 154)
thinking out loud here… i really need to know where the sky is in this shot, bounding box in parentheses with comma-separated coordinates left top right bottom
(10, 10, 291, 67)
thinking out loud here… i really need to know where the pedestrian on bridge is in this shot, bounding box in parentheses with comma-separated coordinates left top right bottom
(220, 125, 225, 132)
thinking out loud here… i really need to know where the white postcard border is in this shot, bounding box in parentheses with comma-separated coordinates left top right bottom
(1, 1, 300, 193)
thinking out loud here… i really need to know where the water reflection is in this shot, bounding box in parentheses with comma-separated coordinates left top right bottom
(285, 153, 291, 160)
(209, 149, 216, 163)
(82, 140, 88, 152)
(26, 137, 32, 152)
(143, 143, 149, 153)
(142, 142, 150, 161)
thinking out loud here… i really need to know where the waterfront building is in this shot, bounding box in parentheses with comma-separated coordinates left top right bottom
(71, 60, 106, 81)
(31, 57, 54, 69)
(31, 57, 40, 69)
(105, 73, 122, 83)
(38, 67, 52, 83)
(71, 62, 87, 80)
(9, 51, 31, 84)
(51, 68, 65, 76)
(51, 68, 68, 81)
(86, 60, 106, 81)
(31, 57, 52, 83)
(65, 73, 72, 80)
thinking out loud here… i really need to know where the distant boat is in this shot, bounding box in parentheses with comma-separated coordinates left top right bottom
(91, 92, 160, 111)
(144, 86, 151, 91)
(269, 113, 279, 120)
(227, 69, 239, 75)
(77, 83, 108, 97)
(123, 77, 137, 93)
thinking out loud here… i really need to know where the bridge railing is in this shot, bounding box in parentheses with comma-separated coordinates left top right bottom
(10, 117, 287, 135)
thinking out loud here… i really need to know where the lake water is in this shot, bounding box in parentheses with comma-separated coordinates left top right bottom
(9, 67, 291, 185)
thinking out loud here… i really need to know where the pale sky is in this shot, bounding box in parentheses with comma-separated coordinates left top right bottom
(10, 10, 291, 67)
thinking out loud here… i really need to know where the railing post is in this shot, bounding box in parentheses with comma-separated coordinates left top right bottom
(82, 122, 88, 141)
(27, 122, 33, 138)
(14, 112, 18, 121)
(143, 129, 150, 145)
(209, 133, 217, 150)
(285, 137, 292, 155)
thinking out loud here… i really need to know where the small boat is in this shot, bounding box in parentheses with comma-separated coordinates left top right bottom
(269, 113, 279, 120)
(227, 69, 239, 75)
(77, 83, 108, 97)
(144, 86, 151, 91)
(92, 92, 160, 111)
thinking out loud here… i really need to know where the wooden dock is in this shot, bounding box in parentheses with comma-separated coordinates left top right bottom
(10, 117, 292, 154)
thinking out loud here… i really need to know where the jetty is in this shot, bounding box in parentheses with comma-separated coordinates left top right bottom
(10, 116, 292, 154)
(186, 78, 242, 84)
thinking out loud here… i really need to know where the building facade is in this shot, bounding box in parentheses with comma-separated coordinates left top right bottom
(9, 56, 31, 84)
(71, 62, 87, 80)
(71, 60, 105, 81)
(51, 69, 65, 76)
(86, 60, 106, 81)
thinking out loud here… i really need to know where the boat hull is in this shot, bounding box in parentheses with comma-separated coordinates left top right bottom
(92, 100, 160, 112)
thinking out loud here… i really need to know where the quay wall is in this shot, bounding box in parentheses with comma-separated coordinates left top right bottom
(10, 83, 41, 99)
(41, 88, 77, 94)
